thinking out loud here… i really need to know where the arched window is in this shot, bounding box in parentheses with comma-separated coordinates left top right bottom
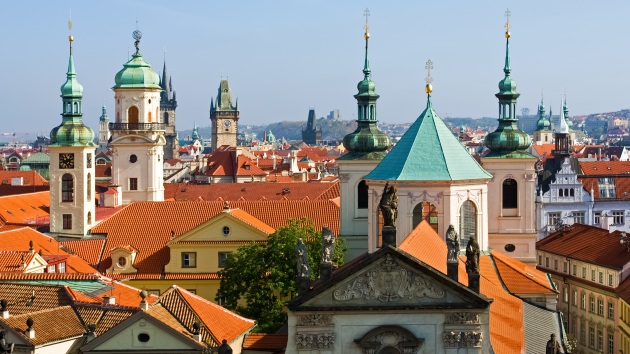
(564, 188, 569, 197)
(147, 111, 152, 123)
(459, 200, 477, 249)
(570, 189, 575, 197)
(412, 203, 423, 229)
(87, 211, 92, 225)
(73, 102, 78, 113)
(87, 173, 92, 200)
(62, 174, 74, 202)
(128, 106, 139, 125)
(502, 179, 517, 209)
(559, 189, 564, 197)
(164, 112, 169, 124)
(357, 180, 368, 209)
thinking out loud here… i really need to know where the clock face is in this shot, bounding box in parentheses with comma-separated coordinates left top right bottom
(86, 153, 92, 168)
(59, 153, 75, 169)
(223, 120, 231, 128)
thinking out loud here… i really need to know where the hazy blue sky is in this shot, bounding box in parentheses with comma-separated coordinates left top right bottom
(1, 1, 628, 135)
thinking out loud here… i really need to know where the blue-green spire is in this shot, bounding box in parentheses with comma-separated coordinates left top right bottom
(563, 95, 573, 129)
(50, 36, 95, 147)
(484, 16, 532, 158)
(99, 105, 108, 122)
(535, 94, 550, 131)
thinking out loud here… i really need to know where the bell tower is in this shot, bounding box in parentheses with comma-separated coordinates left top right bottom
(49, 31, 97, 237)
(109, 30, 165, 203)
(210, 80, 239, 150)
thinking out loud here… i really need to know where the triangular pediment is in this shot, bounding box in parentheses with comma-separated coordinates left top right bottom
(170, 211, 272, 243)
(289, 247, 490, 311)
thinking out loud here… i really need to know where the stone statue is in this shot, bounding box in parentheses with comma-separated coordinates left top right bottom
(545, 334, 561, 354)
(379, 182, 398, 227)
(321, 227, 335, 264)
(295, 238, 310, 278)
(0, 330, 14, 354)
(446, 225, 459, 262)
(465, 236, 480, 274)
(217, 339, 233, 354)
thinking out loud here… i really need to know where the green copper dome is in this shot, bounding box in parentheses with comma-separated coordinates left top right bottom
(563, 97, 573, 129)
(50, 122, 95, 146)
(113, 53, 160, 89)
(60, 50, 83, 97)
(535, 99, 550, 131)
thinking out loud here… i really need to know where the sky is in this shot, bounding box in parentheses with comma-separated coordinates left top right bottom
(1, 1, 629, 135)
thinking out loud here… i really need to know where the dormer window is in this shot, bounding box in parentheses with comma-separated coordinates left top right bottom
(598, 177, 616, 198)
(117, 257, 127, 268)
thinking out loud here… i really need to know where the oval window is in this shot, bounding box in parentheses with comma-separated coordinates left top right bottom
(504, 244, 516, 252)
(129, 154, 138, 163)
(137, 333, 150, 343)
(148, 99, 152, 104)
(117, 257, 127, 267)
(222, 226, 230, 237)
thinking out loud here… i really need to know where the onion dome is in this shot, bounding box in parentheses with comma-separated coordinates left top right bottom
(535, 97, 550, 131)
(49, 36, 96, 147)
(113, 31, 160, 89)
(340, 21, 390, 160)
(484, 20, 532, 158)
(563, 96, 573, 129)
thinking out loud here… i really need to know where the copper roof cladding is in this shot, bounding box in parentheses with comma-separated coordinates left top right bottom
(89, 200, 339, 278)
(164, 181, 339, 202)
(536, 224, 630, 269)
(157, 286, 254, 345)
(0, 306, 85, 346)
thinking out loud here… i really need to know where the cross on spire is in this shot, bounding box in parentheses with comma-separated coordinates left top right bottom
(425, 59, 433, 84)
(363, 8, 370, 28)
(504, 8, 511, 32)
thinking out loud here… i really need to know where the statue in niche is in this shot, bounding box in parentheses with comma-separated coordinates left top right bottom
(295, 238, 310, 278)
(465, 235, 480, 274)
(321, 227, 335, 264)
(446, 225, 459, 262)
(545, 334, 561, 354)
(379, 182, 398, 227)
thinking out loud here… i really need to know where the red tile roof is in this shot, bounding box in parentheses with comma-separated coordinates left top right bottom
(0, 170, 48, 186)
(202, 151, 267, 178)
(578, 176, 630, 200)
(0, 306, 85, 346)
(0, 251, 37, 273)
(580, 161, 630, 176)
(89, 200, 339, 278)
(164, 181, 339, 202)
(536, 223, 630, 269)
(0, 191, 49, 225)
(227, 209, 275, 234)
(61, 238, 106, 268)
(243, 333, 288, 351)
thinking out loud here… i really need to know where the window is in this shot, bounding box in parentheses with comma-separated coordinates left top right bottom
(589, 327, 595, 348)
(608, 302, 614, 319)
(572, 290, 577, 307)
(589, 296, 595, 312)
(222, 226, 230, 237)
(47, 264, 55, 273)
(148, 289, 160, 296)
(598, 298, 604, 315)
(58, 262, 66, 273)
(598, 177, 616, 198)
(545, 257, 549, 268)
(218, 252, 231, 268)
(572, 264, 577, 276)
(459, 200, 477, 247)
(563, 262, 567, 273)
(62, 174, 74, 202)
(612, 210, 624, 225)
(538, 255, 542, 266)
(502, 179, 517, 208)
(147, 111, 152, 123)
(592, 269, 596, 281)
(129, 178, 138, 191)
(357, 180, 368, 209)
(548, 212, 560, 229)
(554, 259, 558, 270)
(598, 272, 603, 284)
(594, 211, 601, 225)
(581, 293, 586, 309)
(573, 211, 585, 224)
(609, 274, 613, 286)
(62, 214, 72, 230)
(608, 333, 614, 354)
(181, 252, 196, 268)
(580, 324, 585, 344)
(598, 329, 603, 351)
(129, 154, 138, 163)
(563, 288, 569, 303)
(87, 211, 92, 225)
(582, 267, 586, 278)
(117, 257, 127, 268)
(128, 106, 139, 124)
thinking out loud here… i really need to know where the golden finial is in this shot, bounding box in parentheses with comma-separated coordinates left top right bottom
(68, 11, 73, 42)
(504, 8, 511, 39)
(363, 8, 370, 39)
(425, 59, 433, 94)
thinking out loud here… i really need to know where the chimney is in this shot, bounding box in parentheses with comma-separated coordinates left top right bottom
(1, 299, 8, 319)
(103, 296, 116, 305)
(26, 317, 34, 338)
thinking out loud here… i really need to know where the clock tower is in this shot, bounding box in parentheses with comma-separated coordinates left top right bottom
(49, 33, 97, 237)
(109, 30, 165, 203)
(210, 79, 239, 150)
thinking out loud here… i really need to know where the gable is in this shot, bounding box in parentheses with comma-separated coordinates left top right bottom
(292, 248, 489, 311)
(172, 212, 271, 243)
(83, 312, 198, 352)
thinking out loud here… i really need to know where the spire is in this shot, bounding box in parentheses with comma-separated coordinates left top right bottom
(100, 105, 109, 122)
(161, 61, 171, 100)
(536, 92, 550, 131)
(362, 8, 371, 80)
(557, 95, 569, 134)
(563, 94, 573, 129)
(503, 9, 511, 76)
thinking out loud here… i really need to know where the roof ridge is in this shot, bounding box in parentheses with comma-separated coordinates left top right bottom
(428, 107, 452, 179)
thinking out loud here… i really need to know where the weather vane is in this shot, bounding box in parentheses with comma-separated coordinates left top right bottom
(425, 59, 433, 94)
(504, 8, 511, 35)
(363, 8, 370, 31)
(133, 29, 142, 54)
(68, 11, 73, 54)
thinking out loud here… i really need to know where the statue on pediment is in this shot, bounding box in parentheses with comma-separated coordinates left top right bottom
(465, 236, 480, 274)
(296, 238, 310, 278)
(379, 182, 398, 227)
(321, 227, 335, 264)
(446, 225, 459, 262)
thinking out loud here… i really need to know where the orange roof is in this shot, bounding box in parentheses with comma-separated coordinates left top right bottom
(0, 251, 37, 273)
(491, 250, 555, 294)
(531, 144, 555, 162)
(0, 170, 48, 186)
(0, 191, 49, 225)
(243, 333, 288, 351)
(164, 181, 339, 202)
(578, 176, 630, 200)
(0, 306, 85, 345)
(61, 238, 106, 268)
(399, 221, 526, 354)
(227, 209, 275, 234)
(89, 200, 339, 278)
(579, 161, 630, 176)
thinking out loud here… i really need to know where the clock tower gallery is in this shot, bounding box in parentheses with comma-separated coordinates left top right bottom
(210, 80, 239, 150)
(49, 34, 97, 237)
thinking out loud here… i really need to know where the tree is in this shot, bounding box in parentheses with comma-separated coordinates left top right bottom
(216, 218, 346, 333)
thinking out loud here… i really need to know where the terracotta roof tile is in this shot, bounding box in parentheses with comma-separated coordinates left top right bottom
(491, 250, 556, 294)
(0, 192, 49, 225)
(0, 251, 37, 273)
(61, 238, 106, 268)
(579, 161, 630, 176)
(579, 176, 630, 200)
(536, 224, 630, 269)
(92, 308, 136, 335)
(243, 333, 288, 350)
(227, 209, 275, 234)
(0, 283, 74, 315)
(163, 273, 220, 280)
(0, 306, 85, 346)
(0, 273, 98, 280)
(0, 171, 48, 186)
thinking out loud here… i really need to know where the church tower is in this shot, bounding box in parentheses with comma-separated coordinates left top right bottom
(98, 105, 110, 150)
(532, 96, 553, 144)
(301, 109, 322, 145)
(109, 30, 165, 203)
(338, 13, 391, 259)
(210, 80, 239, 150)
(160, 60, 179, 159)
(481, 14, 538, 264)
(49, 33, 96, 237)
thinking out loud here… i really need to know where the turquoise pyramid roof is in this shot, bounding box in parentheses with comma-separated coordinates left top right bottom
(366, 96, 492, 181)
